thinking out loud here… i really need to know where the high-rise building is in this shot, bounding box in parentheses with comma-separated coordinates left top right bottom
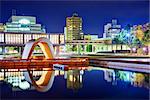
(4, 15, 46, 33)
(65, 13, 83, 41)
(103, 19, 121, 38)
(0, 23, 5, 32)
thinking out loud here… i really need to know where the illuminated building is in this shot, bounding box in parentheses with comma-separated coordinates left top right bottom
(0, 32, 64, 54)
(65, 13, 83, 41)
(0, 23, 5, 32)
(5, 15, 46, 33)
(0, 31, 130, 54)
(65, 35, 131, 54)
(0, 15, 66, 54)
(84, 34, 98, 40)
(0, 32, 65, 45)
(0, 15, 132, 55)
(103, 19, 121, 38)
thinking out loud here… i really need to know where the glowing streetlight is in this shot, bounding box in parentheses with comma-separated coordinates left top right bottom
(143, 47, 147, 52)
(132, 48, 136, 52)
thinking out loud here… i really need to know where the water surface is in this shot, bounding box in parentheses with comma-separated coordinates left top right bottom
(0, 67, 149, 99)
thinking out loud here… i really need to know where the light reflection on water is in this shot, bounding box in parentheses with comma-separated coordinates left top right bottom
(0, 67, 149, 99)
(0, 67, 149, 91)
(0, 69, 84, 91)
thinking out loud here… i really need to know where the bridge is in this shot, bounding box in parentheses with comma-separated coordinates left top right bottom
(0, 37, 89, 92)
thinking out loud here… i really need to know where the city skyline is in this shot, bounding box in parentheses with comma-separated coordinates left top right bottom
(0, 1, 149, 99)
(1, 0, 149, 37)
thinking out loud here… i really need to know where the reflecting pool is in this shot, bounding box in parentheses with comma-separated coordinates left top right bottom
(0, 67, 149, 99)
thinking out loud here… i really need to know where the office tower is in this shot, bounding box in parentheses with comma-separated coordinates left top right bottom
(65, 13, 83, 41)
(0, 23, 5, 32)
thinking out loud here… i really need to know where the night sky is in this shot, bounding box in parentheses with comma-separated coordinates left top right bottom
(1, 0, 149, 37)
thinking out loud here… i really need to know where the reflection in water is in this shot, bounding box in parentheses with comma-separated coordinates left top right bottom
(0, 67, 149, 92)
(0, 69, 84, 91)
(103, 69, 149, 89)
(0, 70, 31, 90)
(66, 69, 83, 91)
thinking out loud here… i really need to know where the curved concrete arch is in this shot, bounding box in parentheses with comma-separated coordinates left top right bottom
(22, 37, 55, 92)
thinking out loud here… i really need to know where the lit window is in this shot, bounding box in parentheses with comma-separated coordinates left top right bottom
(19, 19, 30, 25)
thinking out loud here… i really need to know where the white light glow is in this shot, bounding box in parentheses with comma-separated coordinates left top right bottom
(143, 47, 147, 51)
(19, 19, 30, 24)
(132, 48, 136, 52)
(19, 81, 30, 90)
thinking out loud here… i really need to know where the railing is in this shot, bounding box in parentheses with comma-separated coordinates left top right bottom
(0, 58, 89, 70)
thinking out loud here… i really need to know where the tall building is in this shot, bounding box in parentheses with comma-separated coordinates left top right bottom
(0, 23, 5, 32)
(4, 15, 46, 33)
(103, 19, 121, 38)
(65, 13, 83, 41)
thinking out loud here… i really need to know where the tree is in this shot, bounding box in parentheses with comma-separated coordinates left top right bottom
(113, 28, 142, 48)
(113, 30, 126, 44)
(135, 25, 144, 41)
(141, 29, 150, 46)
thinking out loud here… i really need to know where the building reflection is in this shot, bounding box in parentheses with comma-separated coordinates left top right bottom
(0, 69, 31, 90)
(103, 69, 149, 89)
(0, 68, 84, 91)
(0, 67, 149, 91)
(66, 69, 84, 91)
